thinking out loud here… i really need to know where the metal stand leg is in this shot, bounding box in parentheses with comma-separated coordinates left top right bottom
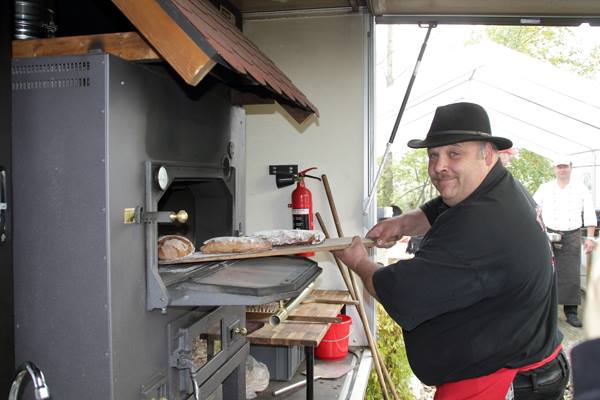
(305, 346, 314, 400)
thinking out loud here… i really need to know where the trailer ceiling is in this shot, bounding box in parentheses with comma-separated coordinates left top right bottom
(234, 0, 600, 25)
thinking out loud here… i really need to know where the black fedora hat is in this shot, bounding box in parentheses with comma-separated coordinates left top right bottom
(407, 102, 513, 150)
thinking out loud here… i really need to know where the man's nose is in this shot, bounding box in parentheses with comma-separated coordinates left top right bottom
(432, 155, 448, 173)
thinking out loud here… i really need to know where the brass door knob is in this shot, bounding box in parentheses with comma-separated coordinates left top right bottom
(169, 210, 188, 224)
(232, 327, 247, 337)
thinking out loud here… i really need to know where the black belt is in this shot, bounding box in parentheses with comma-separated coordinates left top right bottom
(513, 350, 569, 392)
(548, 228, 580, 234)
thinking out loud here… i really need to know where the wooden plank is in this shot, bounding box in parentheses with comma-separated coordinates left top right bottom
(246, 312, 340, 324)
(246, 289, 349, 346)
(303, 298, 359, 305)
(12, 32, 154, 60)
(112, 0, 216, 85)
(310, 290, 353, 303)
(246, 321, 330, 347)
(12, 32, 161, 61)
(289, 300, 341, 321)
(160, 237, 374, 265)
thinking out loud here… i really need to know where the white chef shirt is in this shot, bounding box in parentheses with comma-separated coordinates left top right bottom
(533, 180, 597, 231)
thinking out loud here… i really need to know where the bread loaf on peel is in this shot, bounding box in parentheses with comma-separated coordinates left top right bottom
(200, 236, 272, 254)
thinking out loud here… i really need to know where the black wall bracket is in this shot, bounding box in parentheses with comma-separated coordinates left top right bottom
(269, 165, 297, 176)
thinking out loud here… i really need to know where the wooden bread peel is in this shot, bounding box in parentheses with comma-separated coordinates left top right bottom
(159, 237, 374, 265)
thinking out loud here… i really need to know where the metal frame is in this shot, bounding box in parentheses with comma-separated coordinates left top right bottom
(144, 160, 235, 310)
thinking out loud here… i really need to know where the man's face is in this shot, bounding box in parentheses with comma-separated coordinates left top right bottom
(554, 163, 572, 180)
(427, 141, 492, 206)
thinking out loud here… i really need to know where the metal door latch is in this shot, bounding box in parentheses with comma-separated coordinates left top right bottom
(231, 327, 247, 338)
(123, 206, 188, 224)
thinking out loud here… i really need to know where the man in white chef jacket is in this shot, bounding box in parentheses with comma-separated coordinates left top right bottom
(534, 157, 597, 328)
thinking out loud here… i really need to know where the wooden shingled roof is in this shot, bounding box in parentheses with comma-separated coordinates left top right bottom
(112, 0, 319, 123)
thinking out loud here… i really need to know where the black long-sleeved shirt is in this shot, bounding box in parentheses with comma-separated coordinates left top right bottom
(373, 161, 562, 386)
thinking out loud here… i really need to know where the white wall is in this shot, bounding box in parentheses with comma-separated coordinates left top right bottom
(243, 12, 373, 345)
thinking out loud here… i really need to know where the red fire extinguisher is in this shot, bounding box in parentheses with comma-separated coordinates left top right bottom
(276, 167, 321, 256)
(290, 167, 319, 231)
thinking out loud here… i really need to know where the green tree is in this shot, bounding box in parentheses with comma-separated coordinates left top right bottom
(484, 26, 600, 78)
(506, 149, 554, 194)
(393, 149, 437, 210)
(377, 152, 396, 207)
(376, 149, 437, 212)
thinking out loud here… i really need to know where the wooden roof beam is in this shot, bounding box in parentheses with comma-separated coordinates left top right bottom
(112, 0, 216, 85)
(12, 32, 160, 61)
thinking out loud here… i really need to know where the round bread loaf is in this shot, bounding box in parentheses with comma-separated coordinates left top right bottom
(157, 235, 195, 260)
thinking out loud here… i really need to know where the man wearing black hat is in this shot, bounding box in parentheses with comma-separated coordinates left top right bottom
(333, 102, 567, 399)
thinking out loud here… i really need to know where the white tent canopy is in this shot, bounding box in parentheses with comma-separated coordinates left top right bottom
(376, 27, 600, 203)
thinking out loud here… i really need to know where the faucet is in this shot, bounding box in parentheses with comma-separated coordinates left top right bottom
(8, 362, 51, 400)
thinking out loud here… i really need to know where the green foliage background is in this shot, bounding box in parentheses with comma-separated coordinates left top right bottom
(365, 303, 415, 399)
(505, 149, 554, 194)
(376, 149, 437, 212)
(484, 26, 600, 78)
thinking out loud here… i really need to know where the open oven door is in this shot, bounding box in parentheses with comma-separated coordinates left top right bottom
(0, 0, 14, 393)
(144, 161, 322, 309)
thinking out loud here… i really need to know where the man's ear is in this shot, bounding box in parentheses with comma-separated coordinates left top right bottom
(485, 143, 495, 166)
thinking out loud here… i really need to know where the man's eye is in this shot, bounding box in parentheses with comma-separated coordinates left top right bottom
(449, 152, 460, 158)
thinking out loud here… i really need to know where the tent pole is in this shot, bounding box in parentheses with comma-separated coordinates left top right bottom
(364, 23, 436, 215)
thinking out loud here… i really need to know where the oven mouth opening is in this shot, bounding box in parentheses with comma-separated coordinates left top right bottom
(157, 178, 234, 249)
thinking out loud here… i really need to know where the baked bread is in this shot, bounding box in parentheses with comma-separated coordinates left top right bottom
(200, 236, 272, 254)
(252, 229, 325, 246)
(157, 235, 195, 261)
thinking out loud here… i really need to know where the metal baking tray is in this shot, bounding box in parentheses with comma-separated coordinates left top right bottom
(160, 256, 321, 306)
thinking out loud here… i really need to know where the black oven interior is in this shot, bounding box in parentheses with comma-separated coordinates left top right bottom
(158, 178, 235, 248)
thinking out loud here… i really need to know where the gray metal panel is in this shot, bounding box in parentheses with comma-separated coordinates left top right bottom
(12, 54, 111, 399)
(140, 65, 233, 166)
(105, 55, 192, 399)
(105, 56, 243, 398)
(1, 1, 14, 392)
(11, 52, 255, 399)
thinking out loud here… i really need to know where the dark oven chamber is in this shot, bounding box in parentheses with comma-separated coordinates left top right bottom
(12, 53, 320, 400)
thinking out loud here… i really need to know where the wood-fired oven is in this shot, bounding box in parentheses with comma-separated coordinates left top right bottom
(12, 53, 320, 399)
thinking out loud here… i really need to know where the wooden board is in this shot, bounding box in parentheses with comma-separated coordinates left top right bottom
(12, 32, 160, 61)
(245, 313, 340, 324)
(309, 290, 354, 303)
(246, 290, 352, 324)
(289, 290, 350, 321)
(112, 0, 216, 85)
(160, 237, 373, 265)
(246, 290, 350, 346)
(246, 321, 330, 347)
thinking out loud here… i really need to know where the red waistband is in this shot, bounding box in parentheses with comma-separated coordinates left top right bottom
(434, 345, 563, 400)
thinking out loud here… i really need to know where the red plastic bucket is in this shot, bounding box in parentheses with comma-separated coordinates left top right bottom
(315, 314, 352, 360)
